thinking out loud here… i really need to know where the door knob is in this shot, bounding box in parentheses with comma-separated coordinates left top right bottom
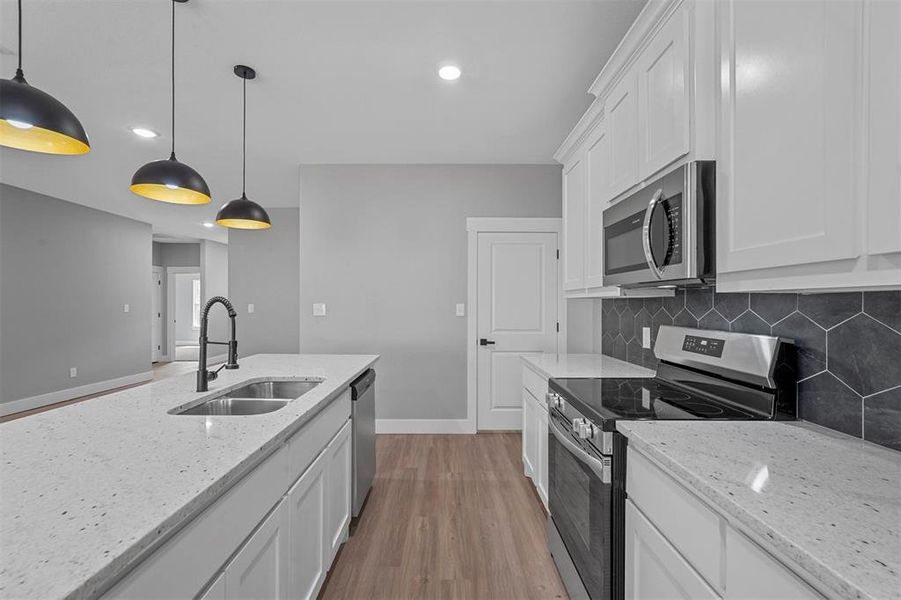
(479, 338, 496, 346)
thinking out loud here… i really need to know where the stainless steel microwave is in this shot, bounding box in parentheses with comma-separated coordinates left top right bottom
(602, 161, 715, 287)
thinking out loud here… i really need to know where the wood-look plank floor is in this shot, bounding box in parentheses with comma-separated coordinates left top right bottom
(320, 433, 566, 600)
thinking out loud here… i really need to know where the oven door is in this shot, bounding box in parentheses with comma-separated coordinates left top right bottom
(548, 410, 616, 599)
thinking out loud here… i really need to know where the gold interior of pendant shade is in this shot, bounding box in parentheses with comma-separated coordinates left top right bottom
(129, 183, 211, 205)
(215, 218, 271, 230)
(0, 119, 90, 155)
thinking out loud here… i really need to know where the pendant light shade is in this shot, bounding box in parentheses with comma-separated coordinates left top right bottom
(216, 65, 271, 230)
(130, 0, 210, 205)
(0, 0, 90, 155)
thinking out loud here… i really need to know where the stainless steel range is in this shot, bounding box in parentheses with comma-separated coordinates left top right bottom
(545, 326, 796, 599)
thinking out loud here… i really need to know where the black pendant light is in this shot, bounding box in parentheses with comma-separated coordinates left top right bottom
(0, 0, 90, 155)
(130, 0, 210, 205)
(215, 65, 271, 230)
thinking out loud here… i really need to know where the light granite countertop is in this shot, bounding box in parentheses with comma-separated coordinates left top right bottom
(521, 352, 656, 380)
(0, 353, 378, 600)
(617, 420, 901, 600)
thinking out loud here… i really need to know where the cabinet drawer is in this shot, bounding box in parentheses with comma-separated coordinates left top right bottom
(522, 364, 549, 410)
(725, 527, 822, 599)
(287, 389, 351, 480)
(627, 447, 723, 591)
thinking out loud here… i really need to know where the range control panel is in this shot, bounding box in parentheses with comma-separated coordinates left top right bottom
(682, 334, 725, 358)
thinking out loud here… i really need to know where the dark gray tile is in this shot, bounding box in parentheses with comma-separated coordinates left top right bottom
(798, 292, 861, 329)
(772, 313, 826, 380)
(864, 387, 901, 451)
(863, 291, 901, 333)
(730, 310, 770, 336)
(698, 310, 729, 332)
(601, 334, 615, 356)
(612, 335, 627, 361)
(634, 309, 652, 346)
(662, 289, 686, 317)
(643, 297, 664, 317)
(620, 306, 636, 342)
(750, 293, 797, 325)
(601, 299, 614, 315)
(642, 348, 658, 371)
(651, 309, 674, 346)
(685, 287, 714, 319)
(673, 310, 697, 329)
(714, 292, 749, 322)
(828, 314, 901, 396)
(613, 298, 629, 314)
(798, 372, 862, 438)
(627, 339, 644, 366)
(602, 308, 619, 337)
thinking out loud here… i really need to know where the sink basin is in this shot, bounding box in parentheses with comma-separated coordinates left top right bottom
(226, 380, 321, 400)
(177, 398, 290, 416)
(171, 378, 322, 416)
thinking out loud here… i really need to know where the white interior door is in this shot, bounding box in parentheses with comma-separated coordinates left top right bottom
(477, 232, 558, 430)
(151, 268, 163, 362)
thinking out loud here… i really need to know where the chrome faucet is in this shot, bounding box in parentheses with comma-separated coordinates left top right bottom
(196, 296, 239, 392)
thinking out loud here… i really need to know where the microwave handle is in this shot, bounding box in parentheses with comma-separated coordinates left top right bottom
(642, 189, 666, 280)
(549, 413, 612, 484)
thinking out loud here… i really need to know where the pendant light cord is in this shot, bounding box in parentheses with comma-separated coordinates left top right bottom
(242, 76, 247, 196)
(170, 0, 176, 158)
(15, 0, 23, 77)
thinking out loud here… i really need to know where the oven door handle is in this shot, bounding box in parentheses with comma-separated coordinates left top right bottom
(641, 188, 666, 280)
(549, 415, 611, 484)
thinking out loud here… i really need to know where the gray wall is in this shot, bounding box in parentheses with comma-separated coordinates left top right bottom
(152, 242, 200, 356)
(201, 241, 229, 344)
(600, 288, 901, 452)
(228, 208, 300, 357)
(0, 184, 152, 404)
(299, 165, 562, 420)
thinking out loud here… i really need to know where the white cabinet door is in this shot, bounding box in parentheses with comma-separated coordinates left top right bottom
(585, 125, 610, 288)
(636, 2, 690, 180)
(198, 572, 226, 600)
(625, 500, 719, 600)
(717, 0, 861, 274)
(325, 419, 352, 564)
(287, 450, 328, 600)
(522, 389, 537, 478)
(536, 405, 549, 511)
(725, 527, 821, 599)
(605, 69, 639, 199)
(563, 156, 586, 291)
(224, 499, 290, 600)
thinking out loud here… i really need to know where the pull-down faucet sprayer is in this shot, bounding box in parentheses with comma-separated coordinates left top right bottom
(196, 296, 239, 392)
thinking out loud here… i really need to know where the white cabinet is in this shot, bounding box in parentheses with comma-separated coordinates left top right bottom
(521, 364, 549, 511)
(725, 528, 820, 600)
(198, 572, 226, 600)
(562, 155, 586, 291)
(716, 0, 901, 292)
(522, 388, 537, 478)
(605, 69, 639, 199)
(535, 405, 549, 508)
(625, 500, 719, 600)
(224, 499, 290, 599)
(636, 2, 690, 179)
(325, 419, 352, 564)
(286, 450, 328, 600)
(584, 125, 610, 289)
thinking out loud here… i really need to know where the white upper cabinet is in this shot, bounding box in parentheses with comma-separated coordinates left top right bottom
(585, 125, 610, 289)
(562, 155, 586, 291)
(636, 2, 690, 180)
(605, 69, 639, 199)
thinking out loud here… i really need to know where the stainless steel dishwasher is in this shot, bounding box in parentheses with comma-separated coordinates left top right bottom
(350, 369, 376, 520)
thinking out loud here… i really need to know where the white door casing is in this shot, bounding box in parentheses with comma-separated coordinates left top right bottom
(476, 231, 559, 430)
(152, 267, 163, 362)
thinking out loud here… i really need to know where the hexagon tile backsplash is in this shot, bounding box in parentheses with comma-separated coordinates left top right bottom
(600, 288, 901, 451)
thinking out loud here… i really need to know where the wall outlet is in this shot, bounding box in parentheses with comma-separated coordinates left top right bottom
(247, 303, 255, 314)
(69, 367, 77, 378)
(456, 303, 465, 317)
(642, 327, 651, 349)
(313, 303, 327, 317)
(123, 304, 130, 313)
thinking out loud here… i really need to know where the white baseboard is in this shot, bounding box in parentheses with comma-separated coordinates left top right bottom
(0, 371, 154, 417)
(375, 419, 475, 434)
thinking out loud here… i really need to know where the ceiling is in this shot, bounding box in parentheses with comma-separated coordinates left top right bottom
(0, 0, 645, 242)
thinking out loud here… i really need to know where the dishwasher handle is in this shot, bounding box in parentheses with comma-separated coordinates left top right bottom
(351, 369, 376, 400)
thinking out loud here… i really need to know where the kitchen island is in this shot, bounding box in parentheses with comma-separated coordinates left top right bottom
(0, 353, 378, 600)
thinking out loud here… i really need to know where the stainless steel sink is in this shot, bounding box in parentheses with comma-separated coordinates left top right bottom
(171, 378, 322, 416)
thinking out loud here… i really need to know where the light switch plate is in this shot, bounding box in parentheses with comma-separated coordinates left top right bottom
(123, 304, 130, 313)
(69, 367, 77, 378)
(247, 303, 255, 314)
(642, 327, 651, 349)
(456, 303, 465, 317)
(313, 303, 327, 317)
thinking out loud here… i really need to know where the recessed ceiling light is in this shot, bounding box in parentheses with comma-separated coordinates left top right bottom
(203, 222, 215, 228)
(438, 65, 461, 81)
(131, 127, 159, 139)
